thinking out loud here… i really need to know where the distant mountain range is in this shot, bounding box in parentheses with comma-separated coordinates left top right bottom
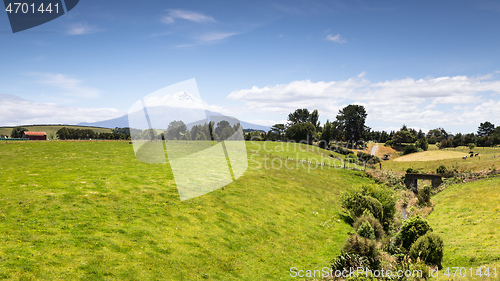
(78, 111, 270, 132)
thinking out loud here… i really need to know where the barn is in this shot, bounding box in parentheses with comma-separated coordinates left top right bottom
(23, 132, 47, 141)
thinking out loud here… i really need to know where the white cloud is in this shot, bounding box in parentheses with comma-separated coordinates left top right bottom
(196, 32, 239, 43)
(162, 9, 215, 24)
(66, 22, 97, 35)
(28, 73, 101, 98)
(227, 73, 500, 131)
(326, 33, 346, 44)
(0, 94, 123, 126)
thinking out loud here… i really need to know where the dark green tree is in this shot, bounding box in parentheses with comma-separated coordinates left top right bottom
(417, 129, 425, 140)
(165, 120, 187, 140)
(336, 105, 368, 142)
(11, 127, 28, 138)
(309, 109, 320, 130)
(427, 128, 449, 144)
(477, 121, 495, 137)
(287, 108, 310, 125)
(416, 137, 429, 151)
(271, 124, 285, 140)
(392, 130, 414, 146)
(286, 122, 316, 144)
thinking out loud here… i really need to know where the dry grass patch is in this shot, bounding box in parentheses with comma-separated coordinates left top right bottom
(393, 150, 467, 162)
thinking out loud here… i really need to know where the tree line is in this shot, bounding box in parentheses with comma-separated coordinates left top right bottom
(246, 106, 500, 151)
(56, 127, 131, 140)
(134, 120, 243, 141)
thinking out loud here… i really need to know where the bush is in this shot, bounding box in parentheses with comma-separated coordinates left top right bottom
(357, 221, 375, 239)
(353, 215, 385, 240)
(329, 144, 354, 155)
(409, 232, 444, 269)
(341, 193, 384, 223)
(342, 234, 380, 269)
(286, 122, 316, 144)
(331, 252, 368, 272)
(417, 185, 431, 205)
(357, 152, 381, 164)
(346, 153, 357, 159)
(399, 215, 432, 250)
(342, 185, 396, 232)
(406, 167, 419, 174)
(436, 165, 447, 174)
(403, 144, 419, 155)
(361, 185, 396, 232)
(416, 138, 429, 151)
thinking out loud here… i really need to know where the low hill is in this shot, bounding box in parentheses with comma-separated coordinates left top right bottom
(0, 141, 374, 279)
(0, 125, 112, 139)
(428, 177, 500, 279)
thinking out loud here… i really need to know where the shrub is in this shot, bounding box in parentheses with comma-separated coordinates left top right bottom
(357, 152, 381, 164)
(399, 215, 432, 250)
(342, 185, 396, 232)
(409, 233, 444, 269)
(468, 143, 476, 151)
(360, 185, 396, 232)
(342, 234, 380, 269)
(286, 122, 316, 144)
(346, 153, 357, 159)
(436, 165, 447, 174)
(403, 144, 419, 155)
(353, 216, 385, 240)
(406, 167, 419, 174)
(329, 144, 354, 155)
(357, 221, 375, 239)
(417, 185, 431, 205)
(416, 138, 429, 151)
(341, 193, 384, 223)
(331, 252, 368, 272)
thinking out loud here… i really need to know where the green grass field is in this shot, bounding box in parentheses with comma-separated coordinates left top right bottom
(381, 146, 500, 174)
(0, 141, 373, 280)
(247, 141, 363, 170)
(0, 125, 112, 139)
(427, 177, 500, 280)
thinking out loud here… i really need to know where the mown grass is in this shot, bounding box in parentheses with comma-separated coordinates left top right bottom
(0, 141, 374, 280)
(427, 177, 500, 280)
(381, 146, 500, 173)
(0, 125, 112, 139)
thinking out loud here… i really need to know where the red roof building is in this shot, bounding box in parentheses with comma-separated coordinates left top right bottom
(23, 132, 47, 141)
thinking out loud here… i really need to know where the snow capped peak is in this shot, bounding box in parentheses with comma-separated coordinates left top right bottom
(173, 91, 193, 101)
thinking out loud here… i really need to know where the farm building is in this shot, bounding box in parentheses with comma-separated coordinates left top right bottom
(23, 132, 47, 141)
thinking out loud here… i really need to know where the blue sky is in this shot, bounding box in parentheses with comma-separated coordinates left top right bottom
(1, 0, 500, 134)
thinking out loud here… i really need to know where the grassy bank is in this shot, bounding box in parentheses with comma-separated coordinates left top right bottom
(427, 177, 500, 280)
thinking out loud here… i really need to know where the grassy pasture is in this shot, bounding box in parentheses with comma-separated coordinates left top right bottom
(247, 141, 365, 171)
(381, 146, 500, 173)
(0, 125, 112, 139)
(428, 177, 500, 280)
(393, 150, 466, 162)
(0, 141, 372, 280)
